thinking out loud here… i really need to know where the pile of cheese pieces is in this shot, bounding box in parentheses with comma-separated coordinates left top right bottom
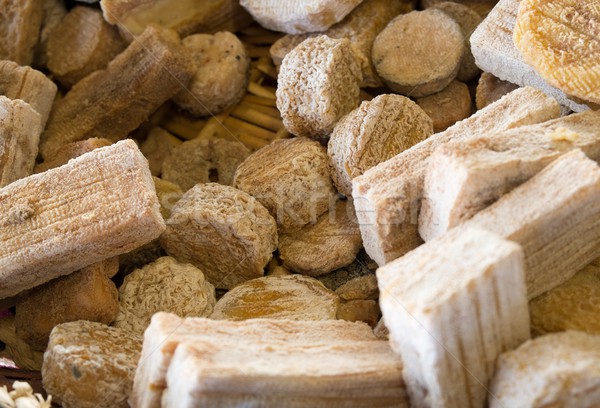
(0, 381, 51, 408)
(0, 0, 599, 407)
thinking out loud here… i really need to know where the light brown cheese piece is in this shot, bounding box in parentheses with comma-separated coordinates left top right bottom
(0, 60, 57, 127)
(530, 258, 600, 337)
(210, 275, 339, 321)
(0, 140, 165, 300)
(489, 331, 600, 408)
(173, 32, 250, 117)
(372, 9, 463, 97)
(100, 0, 253, 40)
(42, 321, 142, 408)
(276, 35, 362, 139)
(0, 96, 43, 188)
(335, 274, 378, 301)
(475, 72, 519, 110)
(47, 6, 126, 88)
(160, 183, 277, 289)
(278, 200, 362, 276)
(336, 299, 380, 328)
(14, 258, 119, 351)
(416, 80, 472, 132)
(34, 0, 67, 67)
(0, 0, 44, 66)
(328, 94, 433, 196)
(39, 25, 194, 159)
(114, 256, 216, 335)
(233, 137, 336, 233)
(239, 0, 364, 34)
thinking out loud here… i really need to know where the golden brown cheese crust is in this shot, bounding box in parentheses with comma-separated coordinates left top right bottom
(514, 0, 600, 105)
(0, 0, 44, 66)
(210, 275, 339, 321)
(15, 258, 119, 351)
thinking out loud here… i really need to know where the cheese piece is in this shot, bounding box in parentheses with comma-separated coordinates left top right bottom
(100, 0, 252, 40)
(464, 149, 600, 299)
(490, 331, 600, 408)
(352, 86, 560, 266)
(210, 275, 339, 321)
(239, 0, 363, 34)
(0, 140, 165, 299)
(46, 6, 126, 87)
(420, 110, 600, 240)
(131, 312, 406, 408)
(0, 96, 43, 188)
(378, 227, 529, 408)
(0, 0, 44, 66)
(530, 258, 600, 337)
(0, 60, 57, 127)
(470, 0, 595, 112)
(39, 25, 194, 159)
(15, 258, 119, 351)
(42, 321, 142, 408)
(278, 200, 362, 276)
(114, 256, 216, 335)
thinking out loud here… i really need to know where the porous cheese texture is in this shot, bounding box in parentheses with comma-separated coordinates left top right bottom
(161, 183, 278, 289)
(276, 35, 362, 139)
(233, 137, 336, 232)
(328, 94, 433, 196)
(114, 256, 216, 335)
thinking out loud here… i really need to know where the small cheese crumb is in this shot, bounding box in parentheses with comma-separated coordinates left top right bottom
(549, 127, 580, 142)
(0, 381, 52, 408)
